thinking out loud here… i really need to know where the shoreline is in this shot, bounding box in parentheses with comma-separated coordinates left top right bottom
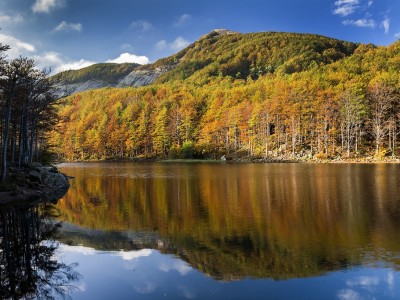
(56, 156, 400, 164)
(0, 163, 70, 207)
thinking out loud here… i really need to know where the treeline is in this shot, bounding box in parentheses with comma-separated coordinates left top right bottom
(0, 44, 57, 181)
(52, 38, 400, 161)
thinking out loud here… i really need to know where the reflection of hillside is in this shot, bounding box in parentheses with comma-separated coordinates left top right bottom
(57, 163, 400, 279)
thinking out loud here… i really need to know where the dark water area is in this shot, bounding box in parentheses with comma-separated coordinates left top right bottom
(2, 162, 400, 299)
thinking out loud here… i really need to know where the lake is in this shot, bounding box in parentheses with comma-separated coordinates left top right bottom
(2, 162, 400, 299)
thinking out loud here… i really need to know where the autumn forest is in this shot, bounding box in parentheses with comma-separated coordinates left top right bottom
(52, 32, 400, 161)
(2, 31, 400, 166)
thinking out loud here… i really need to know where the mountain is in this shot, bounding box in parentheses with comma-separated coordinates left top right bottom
(51, 63, 139, 96)
(51, 30, 359, 96)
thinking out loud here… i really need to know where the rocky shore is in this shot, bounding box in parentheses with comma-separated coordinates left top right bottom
(0, 162, 70, 206)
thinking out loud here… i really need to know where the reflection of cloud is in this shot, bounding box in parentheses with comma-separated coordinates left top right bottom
(387, 271, 394, 290)
(346, 276, 379, 288)
(115, 249, 152, 261)
(58, 244, 151, 262)
(337, 289, 362, 300)
(76, 281, 87, 292)
(134, 281, 157, 294)
(159, 260, 192, 276)
(58, 244, 99, 255)
(178, 285, 196, 299)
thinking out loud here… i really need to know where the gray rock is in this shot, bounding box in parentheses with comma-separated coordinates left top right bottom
(29, 170, 42, 183)
(117, 66, 173, 87)
(44, 172, 70, 190)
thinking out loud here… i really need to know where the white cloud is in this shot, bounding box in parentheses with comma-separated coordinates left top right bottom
(156, 37, 191, 52)
(32, 0, 64, 13)
(343, 18, 376, 28)
(333, 0, 359, 17)
(55, 59, 96, 72)
(121, 43, 133, 51)
(174, 14, 192, 27)
(53, 21, 83, 33)
(367, 0, 373, 7)
(381, 18, 390, 34)
(106, 52, 149, 65)
(130, 20, 153, 31)
(0, 13, 24, 24)
(170, 36, 190, 51)
(0, 34, 36, 58)
(156, 40, 167, 50)
(395, 32, 400, 39)
(34, 51, 96, 73)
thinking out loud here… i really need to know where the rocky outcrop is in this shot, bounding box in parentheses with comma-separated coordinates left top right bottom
(0, 163, 70, 205)
(28, 163, 70, 191)
(54, 80, 115, 98)
(54, 65, 174, 97)
(117, 66, 172, 87)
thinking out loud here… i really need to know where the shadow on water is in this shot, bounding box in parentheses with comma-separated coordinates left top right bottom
(0, 200, 81, 300)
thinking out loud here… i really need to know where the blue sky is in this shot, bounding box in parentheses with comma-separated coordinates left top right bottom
(0, 0, 399, 73)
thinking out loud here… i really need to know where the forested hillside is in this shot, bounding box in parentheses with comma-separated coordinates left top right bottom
(51, 31, 400, 161)
(52, 63, 139, 85)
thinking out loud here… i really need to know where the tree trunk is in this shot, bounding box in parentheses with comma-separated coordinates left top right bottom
(1, 86, 16, 182)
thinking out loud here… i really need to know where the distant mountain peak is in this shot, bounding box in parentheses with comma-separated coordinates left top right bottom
(200, 29, 239, 40)
(210, 28, 238, 35)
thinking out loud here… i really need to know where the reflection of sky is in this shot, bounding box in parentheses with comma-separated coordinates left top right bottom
(56, 244, 400, 300)
(337, 270, 397, 300)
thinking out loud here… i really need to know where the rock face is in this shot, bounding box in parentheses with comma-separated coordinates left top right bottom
(28, 163, 70, 191)
(54, 80, 114, 98)
(53, 65, 174, 97)
(117, 66, 172, 87)
(0, 163, 71, 205)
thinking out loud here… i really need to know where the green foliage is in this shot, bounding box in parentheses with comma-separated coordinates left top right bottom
(51, 32, 400, 161)
(156, 31, 358, 83)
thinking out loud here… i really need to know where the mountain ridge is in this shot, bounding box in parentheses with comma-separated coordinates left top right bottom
(51, 29, 360, 96)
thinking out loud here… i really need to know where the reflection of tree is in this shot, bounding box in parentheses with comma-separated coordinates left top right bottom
(58, 163, 400, 280)
(0, 203, 80, 299)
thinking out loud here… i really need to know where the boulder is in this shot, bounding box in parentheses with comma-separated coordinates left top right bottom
(43, 172, 70, 190)
(29, 170, 42, 183)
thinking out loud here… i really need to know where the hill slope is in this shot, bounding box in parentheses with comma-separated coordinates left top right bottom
(50, 32, 400, 161)
(52, 63, 140, 96)
(51, 30, 359, 96)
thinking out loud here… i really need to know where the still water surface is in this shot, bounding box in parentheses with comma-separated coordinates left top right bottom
(16, 162, 400, 299)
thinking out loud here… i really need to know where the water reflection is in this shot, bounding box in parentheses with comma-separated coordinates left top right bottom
(0, 202, 80, 299)
(58, 162, 400, 280)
